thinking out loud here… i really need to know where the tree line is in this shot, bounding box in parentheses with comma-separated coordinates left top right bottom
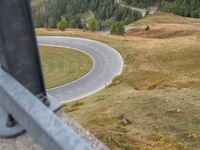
(160, 0, 200, 18)
(122, 0, 200, 18)
(122, 0, 159, 8)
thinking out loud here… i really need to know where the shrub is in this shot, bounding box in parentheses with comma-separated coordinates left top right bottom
(145, 25, 150, 31)
(109, 75, 123, 87)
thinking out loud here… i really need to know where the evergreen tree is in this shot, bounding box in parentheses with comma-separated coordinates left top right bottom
(110, 22, 125, 35)
(32, 0, 143, 29)
(69, 19, 76, 28)
(57, 17, 68, 31)
(48, 16, 56, 28)
(89, 18, 97, 32)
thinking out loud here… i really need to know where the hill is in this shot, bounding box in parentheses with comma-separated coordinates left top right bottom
(37, 13, 200, 149)
(126, 12, 200, 38)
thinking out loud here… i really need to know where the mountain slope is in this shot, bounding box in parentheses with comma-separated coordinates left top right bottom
(122, 0, 200, 18)
(31, 0, 142, 29)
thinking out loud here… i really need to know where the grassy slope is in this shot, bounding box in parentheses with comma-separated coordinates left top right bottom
(37, 13, 200, 149)
(126, 13, 200, 39)
(39, 46, 92, 88)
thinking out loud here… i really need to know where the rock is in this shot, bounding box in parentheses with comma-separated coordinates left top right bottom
(108, 136, 112, 142)
(121, 118, 132, 126)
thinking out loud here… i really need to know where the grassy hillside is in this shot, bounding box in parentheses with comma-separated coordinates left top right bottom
(37, 13, 200, 149)
(39, 46, 92, 88)
(126, 13, 200, 39)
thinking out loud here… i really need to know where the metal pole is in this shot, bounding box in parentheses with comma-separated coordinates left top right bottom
(0, 0, 46, 99)
(0, 0, 60, 137)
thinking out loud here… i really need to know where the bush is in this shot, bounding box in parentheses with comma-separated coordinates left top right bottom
(109, 75, 123, 87)
(145, 25, 150, 31)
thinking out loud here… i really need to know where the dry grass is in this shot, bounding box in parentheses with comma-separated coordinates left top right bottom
(39, 46, 92, 88)
(135, 12, 200, 25)
(64, 86, 200, 150)
(126, 13, 200, 39)
(37, 13, 200, 149)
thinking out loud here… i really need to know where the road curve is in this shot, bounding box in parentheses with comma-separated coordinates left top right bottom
(38, 36, 124, 104)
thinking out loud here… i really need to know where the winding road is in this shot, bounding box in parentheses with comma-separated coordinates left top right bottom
(38, 36, 124, 104)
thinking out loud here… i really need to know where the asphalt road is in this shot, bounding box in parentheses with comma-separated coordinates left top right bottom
(38, 36, 124, 104)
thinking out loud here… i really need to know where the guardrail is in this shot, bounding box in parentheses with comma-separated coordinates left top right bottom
(0, 68, 92, 150)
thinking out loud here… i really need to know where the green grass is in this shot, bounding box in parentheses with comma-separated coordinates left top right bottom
(37, 13, 200, 149)
(39, 46, 92, 88)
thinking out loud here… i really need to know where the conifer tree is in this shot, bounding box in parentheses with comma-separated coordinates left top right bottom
(57, 17, 68, 31)
(89, 18, 97, 32)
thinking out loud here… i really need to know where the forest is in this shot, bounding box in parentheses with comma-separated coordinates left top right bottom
(160, 0, 200, 18)
(31, 0, 200, 32)
(123, 0, 200, 18)
(31, 0, 142, 30)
